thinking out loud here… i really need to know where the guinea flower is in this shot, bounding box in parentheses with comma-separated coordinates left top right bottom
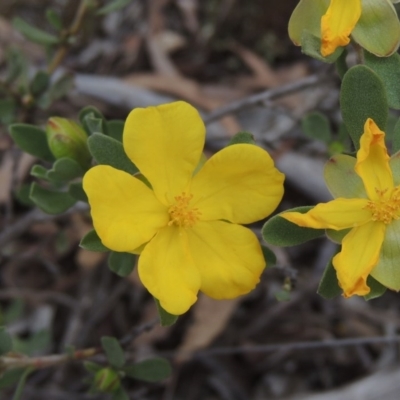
(281, 118, 400, 297)
(83, 101, 285, 315)
(288, 0, 400, 57)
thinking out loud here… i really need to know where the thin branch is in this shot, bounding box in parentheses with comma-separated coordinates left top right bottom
(0, 202, 88, 248)
(203, 73, 332, 124)
(189, 335, 400, 357)
(1, 347, 99, 371)
(47, 1, 89, 74)
(0, 318, 160, 372)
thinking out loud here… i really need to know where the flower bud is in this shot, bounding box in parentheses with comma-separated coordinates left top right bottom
(46, 117, 91, 169)
(94, 368, 120, 393)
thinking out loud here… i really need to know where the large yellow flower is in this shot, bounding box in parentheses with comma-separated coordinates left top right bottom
(282, 119, 400, 297)
(83, 101, 285, 315)
(288, 0, 400, 57)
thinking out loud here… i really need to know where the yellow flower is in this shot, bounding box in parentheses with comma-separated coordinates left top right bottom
(83, 101, 285, 315)
(281, 118, 400, 297)
(321, 0, 361, 57)
(288, 0, 400, 57)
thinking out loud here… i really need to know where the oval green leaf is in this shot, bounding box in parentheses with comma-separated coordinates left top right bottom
(10, 124, 55, 162)
(364, 51, 400, 110)
(340, 65, 388, 150)
(80, 229, 110, 252)
(317, 258, 342, 299)
(262, 206, 325, 247)
(108, 252, 136, 277)
(124, 358, 171, 382)
(30, 183, 76, 214)
(87, 133, 138, 174)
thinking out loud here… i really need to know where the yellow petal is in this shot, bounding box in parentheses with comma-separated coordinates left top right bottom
(191, 144, 284, 224)
(333, 221, 385, 296)
(321, 0, 361, 56)
(355, 119, 393, 201)
(138, 226, 201, 315)
(83, 165, 169, 252)
(187, 221, 265, 299)
(282, 198, 371, 230)
(370, 219, 400, 290)
(123, 101, 205, 205)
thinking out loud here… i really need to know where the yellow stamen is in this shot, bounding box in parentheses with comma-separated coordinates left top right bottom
(365, 187, 400, 224)
(168, 192, 201, 228)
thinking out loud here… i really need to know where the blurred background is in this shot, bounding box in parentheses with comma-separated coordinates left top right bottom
(1, 1, 400, 399)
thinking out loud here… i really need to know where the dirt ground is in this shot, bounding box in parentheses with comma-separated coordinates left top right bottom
(1, 1, 400, 399)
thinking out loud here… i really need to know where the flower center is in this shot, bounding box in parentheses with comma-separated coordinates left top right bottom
(168, 192, 201, 228)
(365, 187, 400, 224)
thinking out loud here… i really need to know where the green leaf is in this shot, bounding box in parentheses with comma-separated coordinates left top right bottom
(5, 47, 27, 84)
(29, 71, 50, 97)
(9, 124, 55, 162)
(30, 183, 76, 214)
(30, 165, 49, 180)
(12, 17, 59, 45)
(15, 183, 35, 207)
(97, 0, 132, 15)
(84, 361, 103, 374)
(325, 228, 351, 244)
(261, 245, 276, 268)
(68, 182, 88, 202)
(228, 132, 255, 145)
(0, 369, 26, 389)
(393, 117, 400, 154)
(11, 367, 34, 400)
(79, 106, 107, 135)
(364, 51, 400, 110)
(352, 0, 400, 57)
(300, 30, 343, 63)
(155, 298, 178, 326)
(108, 252, 136, 277)
(46, 9, 63, 30)
(88, 133, 138, 174)
(262, 206, 325, 246)
(101, 336, 125, 369)
(46, 158, 84, 181)
(324, 154, 365, 199)
(317, 258, 342, 299)
(301, 112, 331, 143)
(0, 98, 17, 125)
(124, 358, 171, 382)
(340, 65, 388, 150)
(107, 120, 125, 142)
(80, 230, 110, 252)
(364, 276, 386, 301)
(13, 330, 51, 356)
(83, 116, 105, 135)
(112, 387, 130, 400)
(335, 48, 348, 80)
(0, 326, 13, 355)
(37, 73, 74, 109)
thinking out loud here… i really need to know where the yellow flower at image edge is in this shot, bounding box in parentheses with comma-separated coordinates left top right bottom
(288, 0, 400, 57)
(83, 101, 285, 315)
(282, 118, 400, 297)
(321, 0, 361, 56)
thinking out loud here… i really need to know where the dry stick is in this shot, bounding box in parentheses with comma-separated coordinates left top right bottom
(0, 203, 88, 248)
(203, 73, 331, 124)
(0, 319, 160, 372)
(0, 347, 99, 371)
(188, 335, 400, 357)
(47, 1, 89, 74)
